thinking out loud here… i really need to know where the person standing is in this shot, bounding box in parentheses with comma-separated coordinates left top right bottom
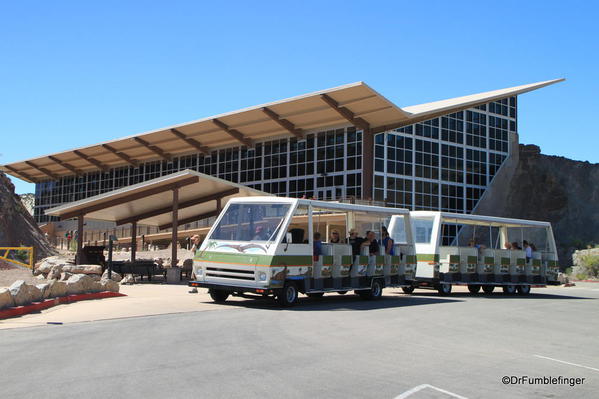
(188, 234, 202, 293)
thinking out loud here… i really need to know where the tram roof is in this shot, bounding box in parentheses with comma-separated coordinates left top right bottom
(2, 79, 563, 183)
(227, 196, 410, 215)
(411, 211, 552, 228)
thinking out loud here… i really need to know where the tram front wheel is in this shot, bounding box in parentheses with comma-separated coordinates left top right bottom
(209, 289, 229, 303)
(402, 286, 415, 294)
(277, 283, 299, 307)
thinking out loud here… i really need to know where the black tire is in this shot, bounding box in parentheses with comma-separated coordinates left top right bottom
(517, 285, 531, 295)
(337, 291, 348, 295)
(467, 284, 481, 294)
(209, 289, 229, 303)
(502, 285, 517, 295)
(306, 292, 324, 298)
(482, 285, 495, 294)
(359, 279, 383, 300)
(277, 283, 299, 307)
(402, 286, 415, 294)
(437, 283, 452, 296)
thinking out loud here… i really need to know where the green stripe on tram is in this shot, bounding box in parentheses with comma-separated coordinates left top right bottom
(197, 251, 312, 266)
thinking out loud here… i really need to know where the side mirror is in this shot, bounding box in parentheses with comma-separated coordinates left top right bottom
(286, 232, 293, 244)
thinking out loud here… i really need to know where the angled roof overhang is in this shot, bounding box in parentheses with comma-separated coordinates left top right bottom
(45, 170, 271, 229)
(1, 79, 564, 182)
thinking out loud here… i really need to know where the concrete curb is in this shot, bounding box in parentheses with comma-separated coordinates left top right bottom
(0, 292, 126, 320)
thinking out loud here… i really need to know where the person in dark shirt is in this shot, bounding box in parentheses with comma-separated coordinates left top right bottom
(348, 229, 364, 257)
(361, 230, 380, 256)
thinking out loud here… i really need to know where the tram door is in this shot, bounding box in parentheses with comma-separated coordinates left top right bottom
(316, 186, 345, 201)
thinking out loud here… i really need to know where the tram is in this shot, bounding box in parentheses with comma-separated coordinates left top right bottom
(189, 196, 416, 306)
(388, 211, 561, 295)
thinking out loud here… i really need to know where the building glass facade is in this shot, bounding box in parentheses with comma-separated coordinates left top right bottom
(34, 96, 517, 224)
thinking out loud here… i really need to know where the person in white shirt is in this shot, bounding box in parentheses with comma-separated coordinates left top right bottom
(523, 240, 533, 264)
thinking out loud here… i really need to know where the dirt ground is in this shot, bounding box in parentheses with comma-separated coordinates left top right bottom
(0, 259, 40, 288)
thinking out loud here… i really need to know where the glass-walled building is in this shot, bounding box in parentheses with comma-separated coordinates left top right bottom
(2, 80, 562, 226)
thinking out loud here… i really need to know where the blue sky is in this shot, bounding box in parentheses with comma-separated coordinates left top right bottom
(1, 1, 597, 194)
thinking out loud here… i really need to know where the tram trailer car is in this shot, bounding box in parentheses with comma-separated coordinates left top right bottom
(388, 211, 560, 296)
(189, 197, 417, 306)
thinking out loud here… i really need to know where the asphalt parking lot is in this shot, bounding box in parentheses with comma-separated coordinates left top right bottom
(1, 284, 597, 399)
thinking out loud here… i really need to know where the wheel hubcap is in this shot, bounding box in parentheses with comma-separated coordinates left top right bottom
(286, 287, 296, 302)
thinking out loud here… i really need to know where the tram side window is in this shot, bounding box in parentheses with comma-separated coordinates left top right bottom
(412, 217, 434, 244)
(389, 215, 407, 244)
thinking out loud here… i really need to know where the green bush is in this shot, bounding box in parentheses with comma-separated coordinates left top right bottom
(579, 254, 599, 278)
(575, 273, 588, 280)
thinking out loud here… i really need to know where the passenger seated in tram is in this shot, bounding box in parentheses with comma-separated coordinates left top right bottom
(361, 231, 380, 256)
(348, 229, 363, 257)
(511, 241, 522, 250)
(381, 229, 395, 256)
(523, 240, 533, 264)
(329, 229, 341, 243)
(504, 242, 512, 250)
(313, 232, 323, 258)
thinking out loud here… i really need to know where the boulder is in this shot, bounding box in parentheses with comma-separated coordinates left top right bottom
(35, 256, 72, 275)
(60, 272, 73, 281)
(90, 274, 102, 282)
(36, 283, 51, 299)
(36, 274, 46, 281)
(67, 274, 97, 294)
(47, 280, 67, 298)
(101, 269, 122, 282)
(47, 265, 63, 280)
(120, 274, 135, 285)
(61, 264, 103, 275)
(100, 278, 120, 293)
(0, 287, 15, 310)
(9, 280, 43, 306)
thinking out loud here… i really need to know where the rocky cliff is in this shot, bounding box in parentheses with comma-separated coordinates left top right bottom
(475, 144, 599, 266)
(0, 172, 55, 260)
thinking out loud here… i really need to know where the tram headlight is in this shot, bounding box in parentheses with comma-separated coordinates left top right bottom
(258, 272, 267, 281)
(196, 268, 203, 277)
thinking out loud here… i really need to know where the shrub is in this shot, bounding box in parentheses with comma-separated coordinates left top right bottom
(579, 254, 599, 278)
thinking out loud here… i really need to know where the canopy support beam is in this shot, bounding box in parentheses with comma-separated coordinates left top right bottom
(261, 107, 304, 139)
(130, 220, 137, 262)
(76, 214, 84, 265)
(171, 188, 179, 268)
(170, 128, 211, 155)
(133, 137, 172, 161)
(3, 165, 37, 183)
(48, 156, 83, 176)
(102, 144, 139, 167)
(319, 93, 371, 131)
(212, 119, 254, 148)
(73, 150, 109, 172)
(25, 161, 60, 181)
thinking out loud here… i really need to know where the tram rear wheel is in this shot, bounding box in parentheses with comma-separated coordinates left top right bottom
(502, 285, 517, 295)
(517, 285, 531, 295)
(467, 284, 481, 294)
(437, 283, 452, 296)
(482, 285, 495, 294)
(402, 286, 415, 294)
(358, 279, 383, 300)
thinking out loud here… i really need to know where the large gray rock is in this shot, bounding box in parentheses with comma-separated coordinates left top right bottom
(60, 271, 73, 281)
(9, 280, 43, 306)
(120, 274, 135, 285)
(61, 265, 103, 275)
(0, 287, 15, 309)
(47, 265, 63, 280)
(35, 256, 72, 276)
(101, 269, 122, 282)
(47, 280, 67, 298)
(100, 279, 120, 293)
(65, 274, 95, 295)
(36, 283, 51, 299)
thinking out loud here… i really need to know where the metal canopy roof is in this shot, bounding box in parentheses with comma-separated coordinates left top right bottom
(411, 211, 551, 228)
(1, 78, 564, 183)
(45, 170, 270, 229)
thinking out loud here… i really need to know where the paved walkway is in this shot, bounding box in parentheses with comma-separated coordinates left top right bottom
(0, 284, 243, 329)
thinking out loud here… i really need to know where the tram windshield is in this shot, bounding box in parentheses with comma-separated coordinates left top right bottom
(209, 202, 291, 242)
(412, 216, 435, 244)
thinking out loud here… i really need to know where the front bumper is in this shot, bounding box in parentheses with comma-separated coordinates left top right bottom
(188, 281, 275, 295)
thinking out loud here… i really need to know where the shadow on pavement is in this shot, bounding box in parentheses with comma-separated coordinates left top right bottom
(407, 291, 596, 300)
(203, 293, 462, 311)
